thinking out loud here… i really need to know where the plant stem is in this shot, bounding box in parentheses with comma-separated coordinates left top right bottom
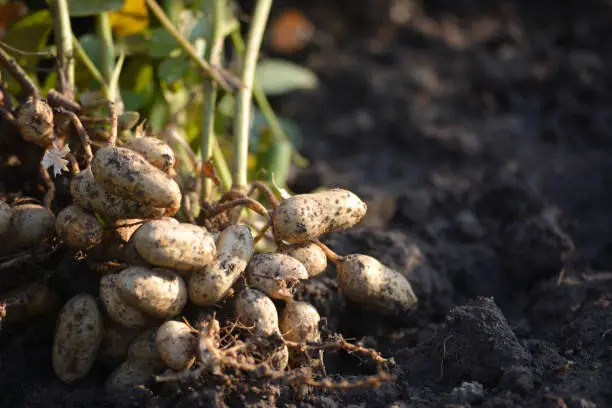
(201, 0, 225, 202)
(230, 31, 308, 167)
(51, 0, 75, 98)
(96, 13, 116, 101)
(144, 0, 237, 92)
(0, 46, 39, 98)
(232, 0, 272, 192)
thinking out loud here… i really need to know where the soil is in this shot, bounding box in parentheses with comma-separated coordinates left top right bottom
(2, 0, 612, 407)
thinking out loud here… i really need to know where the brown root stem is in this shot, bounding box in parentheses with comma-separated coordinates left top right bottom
(248, 181, 280, 208)
(39, 165, 55, 209)
(314, 240, 342, 266)
(253, 219, 272, 245)
(0, 46, 39, 98)
(206, 198, 270, 220)
(46, 89, 81, 112)
(53, 107, 93, 165)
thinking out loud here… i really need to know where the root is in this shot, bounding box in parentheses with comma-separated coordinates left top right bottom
(0, 247, 57, 273)
(46, 89, 81, 112)
(285, 334, 389, 366)
(39, 165, 55, 209)
(65, 152, 80, 173)
(314, 240, 342, 266)
(53, 107, 93, 165)
(155, 316, 393, 394)
(205, 198, 270, 221)
(248, 181, 279, 208)
(253, 219, 272, 245)
(107, 101, 118, 147)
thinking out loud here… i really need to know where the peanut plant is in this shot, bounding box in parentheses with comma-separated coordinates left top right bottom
(0, 0, 418, 401)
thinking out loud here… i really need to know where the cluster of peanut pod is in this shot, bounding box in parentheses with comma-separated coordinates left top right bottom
(2, 133, 418, 396)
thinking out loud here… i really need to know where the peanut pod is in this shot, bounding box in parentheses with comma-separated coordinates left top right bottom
(0, 203, 55, 254)
(123, 136, 176, 173)
(71, 168, 166, 219)
(279, 300, 321, 343)
(100, 274, 154, 328)
(52, 294, 103, 383)
(132, 219, 216, 272)
(272, 188, 367, 243)
(336, 254, 418, 316)
(189, 225, 254, 306)
(235, 287, 280, 337)
(280, 242, 328, 278)
(55, 205, 104, 251)
(91, 147, 181, 214)
(116, 267, 188, 319)
(246, 253, 309, 300)
(156, 320, 196, 371)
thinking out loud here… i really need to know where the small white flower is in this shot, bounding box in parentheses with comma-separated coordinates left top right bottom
(42, 143, 70, 177)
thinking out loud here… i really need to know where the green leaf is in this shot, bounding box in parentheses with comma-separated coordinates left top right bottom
(255, 59, 318, 96)
(2, 10, 53, 66)
(67, 0, 124, 16)
(115, 34, 150, 56)
(148, 28, 180, 58)
(147, 96, 169, 133)
(256, 138, 292, 188)
(158, 57, 190, 84)
(188, 17, 210, 41)
(119, 58, 155, 110)
(78, 34, 102, 68)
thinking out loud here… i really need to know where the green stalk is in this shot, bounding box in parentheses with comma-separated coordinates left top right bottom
(212, 135, 232, 192)
(230, 31, 308, 167)
(145, 0, 236, 92)
(96, 13, 116, 101)
(201, 0, 225, 202)
(51, 0, 74, 97)
(232, 0, 272, 192)
(72, 34, 107, 91)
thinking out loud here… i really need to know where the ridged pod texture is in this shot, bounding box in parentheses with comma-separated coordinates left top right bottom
(17, 98, 54, 147)
(71, 168, 166, 219)
(272, 189, 367, 243)
(189, 225, 254, 306)
(279, 301, 321, 343)
(132, 219, 217, 272)
(55, 205, 104, 250)
(2, 204, 55, 254)
(100, 274, 153, 328)
(52, 294, 103, 383)
(246, 253, 309, 300)
(280, 242, 328, 277)
(235, 288, 279, 337)
(123, 137, 176, 173)
(156, 320, 196, 370)
(91, 147, 181, 213)
(117, 267, 188, 319)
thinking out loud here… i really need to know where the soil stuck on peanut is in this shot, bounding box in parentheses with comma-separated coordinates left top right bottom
(2, 0, 612, 407)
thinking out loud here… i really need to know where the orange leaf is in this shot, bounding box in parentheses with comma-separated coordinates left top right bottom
(0, 2, 28, 40)
(268, 9, 314, 54)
